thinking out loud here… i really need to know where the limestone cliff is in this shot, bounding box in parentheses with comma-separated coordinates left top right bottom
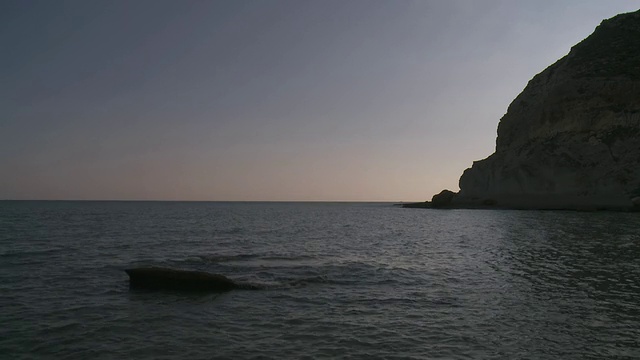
(454, 9, 640, 210)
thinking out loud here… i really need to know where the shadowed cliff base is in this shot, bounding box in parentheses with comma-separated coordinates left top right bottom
(416, 9, 640, 211)
(402, 192, 640, 212)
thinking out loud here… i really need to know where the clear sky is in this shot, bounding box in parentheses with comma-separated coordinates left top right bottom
(2, 0, 639, 201)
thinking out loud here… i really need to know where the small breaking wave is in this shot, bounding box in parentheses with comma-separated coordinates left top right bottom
(181, 253, 318, 265)
(234, 275, 331, 291)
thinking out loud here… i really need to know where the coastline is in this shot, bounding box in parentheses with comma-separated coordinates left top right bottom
(401, 199, 640, 212)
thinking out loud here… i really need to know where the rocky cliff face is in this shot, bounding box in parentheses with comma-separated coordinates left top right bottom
(455, 10, 640, 210)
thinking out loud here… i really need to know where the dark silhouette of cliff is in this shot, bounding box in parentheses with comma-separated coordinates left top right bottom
(412, 10, 640, 211)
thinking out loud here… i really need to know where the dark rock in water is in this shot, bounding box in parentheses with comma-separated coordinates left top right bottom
(431, 190, 456, 208)
(125, 267, 248, 292)
(401, 201, 432, 209)
(430, 10, 640, 211)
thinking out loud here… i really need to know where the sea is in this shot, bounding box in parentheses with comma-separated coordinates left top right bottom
(1, 201, 639, 359)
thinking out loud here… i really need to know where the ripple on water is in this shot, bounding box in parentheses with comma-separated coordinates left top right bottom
(1, 202, 640, 359)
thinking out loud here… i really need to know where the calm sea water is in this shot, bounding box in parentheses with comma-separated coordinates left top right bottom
(1, 201, 639, 359)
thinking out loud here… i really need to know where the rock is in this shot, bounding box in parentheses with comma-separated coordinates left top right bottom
(125, 267, 248, 292)
(431, 190, 455, 208)
(481, 199, 497, 206)
(451, 10, 640, 211)
(401, 201, 432, 209)
(632, 197, 640, 207)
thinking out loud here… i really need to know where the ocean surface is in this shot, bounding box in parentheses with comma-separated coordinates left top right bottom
(1, 201, 639, 359)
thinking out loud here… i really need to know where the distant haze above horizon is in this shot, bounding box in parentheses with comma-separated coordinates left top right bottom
(2, 1, 639, 201)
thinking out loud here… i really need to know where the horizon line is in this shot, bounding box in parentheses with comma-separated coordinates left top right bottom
(0, 199, 414, 203)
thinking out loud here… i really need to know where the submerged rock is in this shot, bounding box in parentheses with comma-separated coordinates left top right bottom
(436, 10, 640, 211)
(125, 267, 249, 292)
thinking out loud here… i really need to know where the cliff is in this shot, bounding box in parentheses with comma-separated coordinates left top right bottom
(435, 9, 640, 211)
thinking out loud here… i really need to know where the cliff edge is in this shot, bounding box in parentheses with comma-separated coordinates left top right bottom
(435, 10, 640, 211)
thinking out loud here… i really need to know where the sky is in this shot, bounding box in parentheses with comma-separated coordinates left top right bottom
(2, 0, 639, 201)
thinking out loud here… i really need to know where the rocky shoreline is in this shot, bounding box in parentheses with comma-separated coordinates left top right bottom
(401, 198, 640, 212)
(414, 10, 640, 211)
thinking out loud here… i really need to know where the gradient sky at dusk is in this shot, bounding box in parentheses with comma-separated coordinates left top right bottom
(2, 1, 639, 201)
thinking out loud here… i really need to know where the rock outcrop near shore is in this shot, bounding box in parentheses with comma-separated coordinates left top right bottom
(443, 10, 640, 211)
(125, 267, 256, 292)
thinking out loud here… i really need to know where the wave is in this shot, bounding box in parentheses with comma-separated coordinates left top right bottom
(197, 254, 260, 263)
(218, 226, 244, 235)
(182, 253, 318, 264)
(235, 275, 331, 290)
(0, 247, 66, 258)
